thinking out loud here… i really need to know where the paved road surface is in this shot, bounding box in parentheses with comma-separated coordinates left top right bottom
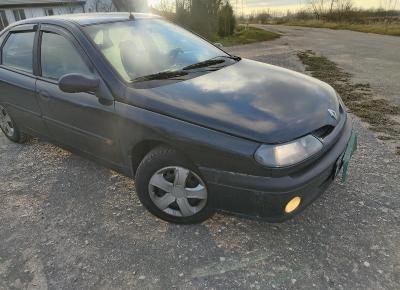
(1, 29, 400, 290)
(233, 25, 400, 105)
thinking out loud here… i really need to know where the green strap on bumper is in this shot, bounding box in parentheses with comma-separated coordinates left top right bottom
(341, 132, 358, 182)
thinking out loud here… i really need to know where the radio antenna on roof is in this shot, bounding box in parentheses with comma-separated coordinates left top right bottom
(129, 8, 135, 20)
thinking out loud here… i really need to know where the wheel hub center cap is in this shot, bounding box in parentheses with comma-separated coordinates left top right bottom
(148, 166, 208, 218)
(172, 186, 186, 198)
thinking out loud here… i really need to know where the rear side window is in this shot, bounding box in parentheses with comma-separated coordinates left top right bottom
(40, 32, 93, 80)
(2, 32, 35, 73)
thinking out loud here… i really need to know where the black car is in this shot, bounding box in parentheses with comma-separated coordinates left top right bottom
(0, 13, 357, 224)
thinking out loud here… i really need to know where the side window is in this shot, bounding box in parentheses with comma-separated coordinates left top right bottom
(2, 31, 35, 73)
(40, 32, 94, 80)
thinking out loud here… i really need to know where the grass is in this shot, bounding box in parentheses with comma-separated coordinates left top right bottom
(283, 20, 400, 37)
(297, 50, 400, 152)
(213, 26, 280, 47)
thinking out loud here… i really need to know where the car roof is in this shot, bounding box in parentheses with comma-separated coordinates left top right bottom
(15, 12, 162, 27)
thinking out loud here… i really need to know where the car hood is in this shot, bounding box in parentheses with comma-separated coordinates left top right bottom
(129, 59, 341, 144)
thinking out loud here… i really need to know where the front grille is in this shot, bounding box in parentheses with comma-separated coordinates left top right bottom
(313, 104, 344, 140)
(313, 125, 335, 139)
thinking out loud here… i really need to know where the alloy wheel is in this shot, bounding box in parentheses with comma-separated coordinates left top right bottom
(0, 105, 15, 137)
(148, 166, 208, 217)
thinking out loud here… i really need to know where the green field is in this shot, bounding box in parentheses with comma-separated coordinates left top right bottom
(213, 26, 280, 47)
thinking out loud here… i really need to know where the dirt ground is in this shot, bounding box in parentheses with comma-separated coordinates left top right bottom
(1, 28, 400, 290)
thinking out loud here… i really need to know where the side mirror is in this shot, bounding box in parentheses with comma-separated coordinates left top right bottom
(214, 42, 224, 49)
(59, 73, 100, 94)
(59, 73, 113, 105)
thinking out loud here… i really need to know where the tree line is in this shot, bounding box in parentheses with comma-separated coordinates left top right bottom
(157, 0, 236, 38)
(245, 0, 400, 24)
(70, 0, 236, 39)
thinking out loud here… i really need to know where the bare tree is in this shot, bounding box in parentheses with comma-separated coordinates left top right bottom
(329, 0, 335, 14)
(336, 0, 353, 12)
(151, 0, 175, 20)
(157, 0, 175, 13)
(379, 0, 399, 20)
(308, 0, 354, 20)
(380, 0, 399, 10)
(308, 0, 326, 19)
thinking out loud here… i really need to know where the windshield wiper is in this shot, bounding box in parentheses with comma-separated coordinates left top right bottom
(131, 56, 239, 82)
(132, 70, 188, 82)
(182, 59, 226, 71)
(227, 55, 242, 61)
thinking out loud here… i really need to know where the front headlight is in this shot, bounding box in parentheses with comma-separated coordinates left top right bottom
(254, 135, 323, 168)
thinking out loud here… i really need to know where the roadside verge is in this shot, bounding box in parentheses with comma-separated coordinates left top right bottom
(298, 50, 400, 154)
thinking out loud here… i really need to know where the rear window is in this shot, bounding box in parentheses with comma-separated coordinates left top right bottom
(2, 31, 35, 73)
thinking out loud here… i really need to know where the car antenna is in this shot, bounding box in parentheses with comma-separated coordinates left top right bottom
(129, 9, 135, 20)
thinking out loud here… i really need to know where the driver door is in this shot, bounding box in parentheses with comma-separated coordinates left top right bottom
(36, 25, 122, 165)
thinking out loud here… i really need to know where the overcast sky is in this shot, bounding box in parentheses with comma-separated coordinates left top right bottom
(148, 0, 392, 13)
(239, 0, 385, 11)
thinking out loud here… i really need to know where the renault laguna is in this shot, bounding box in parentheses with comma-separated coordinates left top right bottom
(0, 13, 357, 223)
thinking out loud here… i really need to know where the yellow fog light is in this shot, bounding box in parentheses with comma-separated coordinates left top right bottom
(285, 196, 302, 214)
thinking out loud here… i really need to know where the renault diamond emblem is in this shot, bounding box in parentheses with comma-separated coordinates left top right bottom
(328, 109, 338, 120)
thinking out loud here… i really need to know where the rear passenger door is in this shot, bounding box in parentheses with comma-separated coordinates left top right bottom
(36, 25, 122, 165)
(0, 24, 48, 137)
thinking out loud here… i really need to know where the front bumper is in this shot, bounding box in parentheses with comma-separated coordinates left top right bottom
(199, 117, 354, 222)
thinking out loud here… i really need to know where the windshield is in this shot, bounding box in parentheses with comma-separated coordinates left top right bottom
(84, 19, 229, 82)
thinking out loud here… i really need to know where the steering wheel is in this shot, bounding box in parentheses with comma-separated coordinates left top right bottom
(168, 48, 184, 64)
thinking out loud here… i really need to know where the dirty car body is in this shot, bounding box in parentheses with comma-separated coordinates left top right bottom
(0, 13, 355, 223)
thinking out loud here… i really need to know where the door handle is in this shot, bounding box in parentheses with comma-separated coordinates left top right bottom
(38, 91, 51, 101)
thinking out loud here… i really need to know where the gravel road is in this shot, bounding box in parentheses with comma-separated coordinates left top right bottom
(249, 25, 400, 105)
(1, 28, 400, 290)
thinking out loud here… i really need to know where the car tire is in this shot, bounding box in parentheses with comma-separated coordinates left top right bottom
(0, 105, 30, 144)
(135, 146, 215, 224)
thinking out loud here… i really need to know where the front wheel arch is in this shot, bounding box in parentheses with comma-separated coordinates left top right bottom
(130, 140, 165, 175)
(130, 140, 197, 176)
